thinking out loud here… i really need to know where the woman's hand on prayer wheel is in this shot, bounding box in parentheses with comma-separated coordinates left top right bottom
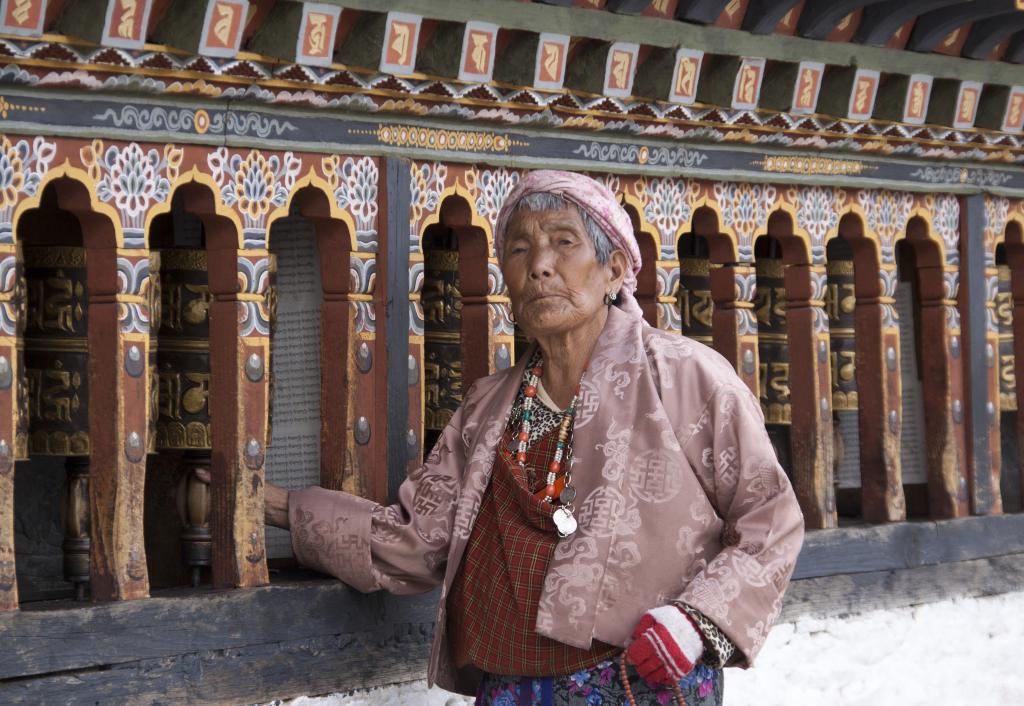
(192, 468, 290, 530)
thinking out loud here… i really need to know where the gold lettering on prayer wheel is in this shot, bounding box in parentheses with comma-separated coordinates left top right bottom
(423, 248, 463, 434)
(755, 257, 790, 425)
(826, 257, 858, 411)
(997, 264, 1016, 412)
(23, 246, 90, 456)
(156, 249, 212, 450)
(678, 257, 714, 346)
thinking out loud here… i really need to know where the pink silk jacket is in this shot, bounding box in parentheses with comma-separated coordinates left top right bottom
(288, 306, 805, 693)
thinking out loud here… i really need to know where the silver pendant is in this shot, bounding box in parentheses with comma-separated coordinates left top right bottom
(553, 506, 578, 537)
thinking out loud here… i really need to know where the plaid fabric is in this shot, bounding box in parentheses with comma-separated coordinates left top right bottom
(448, 423, 619, 676)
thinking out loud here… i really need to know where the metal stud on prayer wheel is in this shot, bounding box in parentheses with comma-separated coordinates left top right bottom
(22, 246, 92, 598)
(157, 247, 213, 583)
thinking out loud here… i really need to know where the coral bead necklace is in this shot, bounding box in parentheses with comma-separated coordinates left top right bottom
(517, 356, 584, 538)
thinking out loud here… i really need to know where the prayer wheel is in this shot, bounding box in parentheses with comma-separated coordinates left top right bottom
(423, 243, 463, 446)
(22, 246, 92, 598)
(755, 256, 790, 425)
(678, 256, 714, 347)
(826, 243, 862, 511)
(997, 264, 1015, 412)
(157, 247, 213, 586)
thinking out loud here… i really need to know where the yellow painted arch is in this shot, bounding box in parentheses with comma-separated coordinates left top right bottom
(419, 183, 493, 255)
(13, 161, 123, 248)
(265, 170, 359, 251)
(143, 167, 245, 249)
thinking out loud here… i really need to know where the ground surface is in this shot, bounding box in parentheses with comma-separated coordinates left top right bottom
(270, 590, 1024, 705)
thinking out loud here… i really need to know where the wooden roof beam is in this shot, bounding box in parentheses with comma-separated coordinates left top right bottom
(907, 0, 1016, 53)
(605, 0, 656, 13)
(796, 0, 884, 41)
(1007, 30, 1024, 63)
(321, 0, 1024, 85)
(855, 0, 962, 47)
(674, 0, 731, 24)
(742, 0, 801, 35)
(961, 12, 1024, 60)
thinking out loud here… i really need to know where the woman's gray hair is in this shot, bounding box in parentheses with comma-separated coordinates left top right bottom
(510, 192, 614, 264)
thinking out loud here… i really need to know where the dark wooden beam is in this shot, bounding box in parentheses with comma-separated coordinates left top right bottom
(1007, 30, 1024, 63)
(793, 513, 1024, 580)
(675, 0, 732, 24)
(0, 576, 439, 682)
(782, 552, 1024, 623)
(856, 0, 963, 47)
(742, 0, 802, 35)
(605, 0, 654, 13)
(907, 0, 1017, 53)
(962, 13, 1024, 60)
(797, 0, 884, 41)
(960, 194, 1000, 515)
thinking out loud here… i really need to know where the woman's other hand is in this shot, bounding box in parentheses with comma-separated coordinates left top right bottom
(625, 605, 704, 686)
(192, 468, 290, 530)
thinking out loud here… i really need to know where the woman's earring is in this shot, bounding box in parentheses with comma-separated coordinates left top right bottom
(604, 290, 616, 306)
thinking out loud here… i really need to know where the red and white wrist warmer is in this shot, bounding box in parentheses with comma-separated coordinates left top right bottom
(625, 605, 705, 686)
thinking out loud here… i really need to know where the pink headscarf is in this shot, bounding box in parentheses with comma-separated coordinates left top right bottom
(494, 170, 644, 318)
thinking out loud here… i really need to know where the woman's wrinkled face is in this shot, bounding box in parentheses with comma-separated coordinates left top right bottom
(501, 206, 625, 338)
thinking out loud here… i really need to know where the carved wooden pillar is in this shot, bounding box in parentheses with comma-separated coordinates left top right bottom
(0, 242, 18, 610)
(856, 264, 906, 522)
(87, 247, 151, 600)
(915, 261, 967, 519)
(785, 263, 837, 528)
(208, 248, 269, 589)
(678, 246, 714, 346)
(710, 264, 759, 395)
(319, 247, 356, 494)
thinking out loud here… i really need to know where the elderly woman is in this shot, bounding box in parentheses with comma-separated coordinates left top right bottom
(263, 170, 804, 705)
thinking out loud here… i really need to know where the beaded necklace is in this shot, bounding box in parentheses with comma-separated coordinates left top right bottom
(516, 356, 584, 538)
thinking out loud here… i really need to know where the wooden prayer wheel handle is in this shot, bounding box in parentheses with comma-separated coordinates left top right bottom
(176, 453, 212, 588)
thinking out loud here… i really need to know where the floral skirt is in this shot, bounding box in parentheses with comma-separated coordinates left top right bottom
(474, 657, 723, 706)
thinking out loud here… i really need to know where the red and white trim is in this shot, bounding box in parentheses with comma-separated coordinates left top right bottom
(626, 605, 705, 685)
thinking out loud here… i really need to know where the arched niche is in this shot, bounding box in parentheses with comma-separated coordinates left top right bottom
(147, 183, 246, 590)
(896, 215, 963, 520)
(752, 210, 811, 476)
(835, 212, 909, 523)
(264, 186, 356, 561)
(421, 195, 490, 456)
(14, 177, 129, 602)
(622, 204, 658, 327)
(145, 187, 221, 588)
(676, 208, 716, 347)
